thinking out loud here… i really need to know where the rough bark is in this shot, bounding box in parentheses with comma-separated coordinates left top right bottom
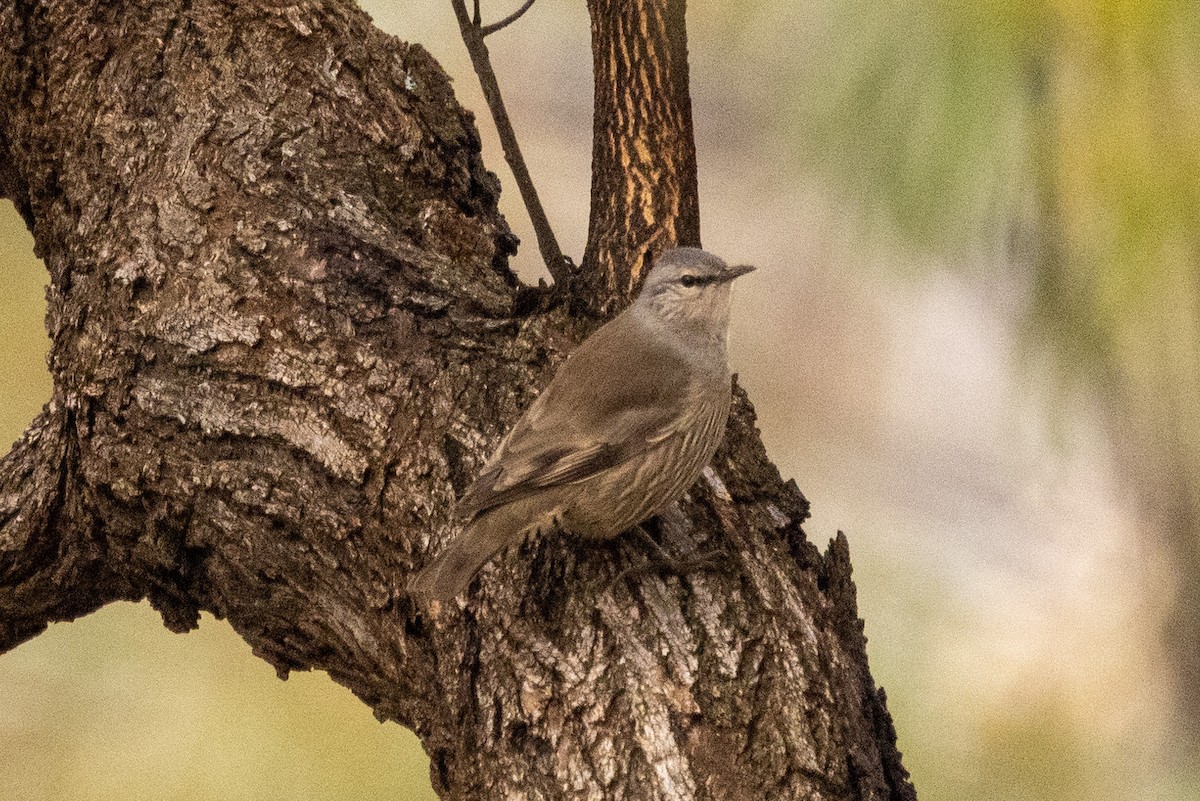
(0, 1, 915, 799)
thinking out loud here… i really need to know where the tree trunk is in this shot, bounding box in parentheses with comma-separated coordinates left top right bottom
(0, 1, 915, 799)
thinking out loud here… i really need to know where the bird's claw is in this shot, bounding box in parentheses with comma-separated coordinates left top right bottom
(605, 525, 729, 592)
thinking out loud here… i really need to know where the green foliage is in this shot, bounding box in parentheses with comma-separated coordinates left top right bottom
(779, 0, 1050, 253)
(772, 0, 1200, 528)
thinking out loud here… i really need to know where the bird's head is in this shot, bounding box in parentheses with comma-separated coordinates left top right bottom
(634, 247, 755, 338)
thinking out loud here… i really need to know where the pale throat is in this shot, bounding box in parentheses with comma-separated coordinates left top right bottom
(638, 291, 732, 367)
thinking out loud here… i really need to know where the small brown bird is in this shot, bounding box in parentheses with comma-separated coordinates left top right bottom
(409, 247, 754, 601)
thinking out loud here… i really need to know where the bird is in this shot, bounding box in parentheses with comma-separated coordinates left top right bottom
(409, 246, 755, 601)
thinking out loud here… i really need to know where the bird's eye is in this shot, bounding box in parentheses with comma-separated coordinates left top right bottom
(679, 275, 699, 287)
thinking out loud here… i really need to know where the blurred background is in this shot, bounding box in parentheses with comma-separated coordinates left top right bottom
(2, 1, 1198, 798)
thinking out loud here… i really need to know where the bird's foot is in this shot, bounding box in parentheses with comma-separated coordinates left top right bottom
(607, 524, 728, 590)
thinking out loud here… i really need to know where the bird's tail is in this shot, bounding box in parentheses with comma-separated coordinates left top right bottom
(408, 514, 518, 602)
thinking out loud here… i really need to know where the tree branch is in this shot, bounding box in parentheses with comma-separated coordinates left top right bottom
(450, 0, 572, 285)
(480, 0, 537, 37)
(581, 0, 703, 310)
(1, 414, 107, 650)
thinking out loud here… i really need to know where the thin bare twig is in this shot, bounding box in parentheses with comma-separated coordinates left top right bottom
(449, 0, 572, 285)
(480, 0, 537, 37)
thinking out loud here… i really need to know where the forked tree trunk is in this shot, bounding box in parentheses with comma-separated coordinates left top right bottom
(0, 1, 915, 798)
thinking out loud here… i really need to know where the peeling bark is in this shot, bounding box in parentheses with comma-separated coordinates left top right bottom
(0, 1, 915, 799)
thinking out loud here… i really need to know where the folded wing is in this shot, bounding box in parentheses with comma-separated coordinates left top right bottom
(457, 313, 697, 519)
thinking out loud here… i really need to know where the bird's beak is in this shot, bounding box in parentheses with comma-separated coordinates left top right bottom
(720, 264, 756, 282)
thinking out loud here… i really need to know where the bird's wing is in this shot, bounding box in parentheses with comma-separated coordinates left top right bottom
(456, 313, 698, 518)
